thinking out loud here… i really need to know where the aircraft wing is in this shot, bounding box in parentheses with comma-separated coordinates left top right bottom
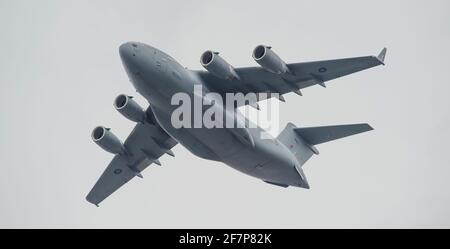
(86, 108, 177, 206)
(197, 48, 386, 105)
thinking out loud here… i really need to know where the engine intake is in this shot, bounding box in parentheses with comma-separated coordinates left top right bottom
(201, 51, 239, 80)
(253, 45, 290, 74)
(91, 126, 126, 155)
(114, 94, 146, 123)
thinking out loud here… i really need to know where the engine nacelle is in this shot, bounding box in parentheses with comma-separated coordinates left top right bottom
(114, 94, 146, 123)
(253, 45, 290, 74)
(201, 51, 240, 80)
(91, 126, 126, 155)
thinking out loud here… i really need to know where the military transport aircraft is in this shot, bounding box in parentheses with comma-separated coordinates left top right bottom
(87, 42, 386, 206)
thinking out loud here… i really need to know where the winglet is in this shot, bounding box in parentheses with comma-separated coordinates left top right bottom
(86, 196, 100, 207)
(377, 48, 387, 65)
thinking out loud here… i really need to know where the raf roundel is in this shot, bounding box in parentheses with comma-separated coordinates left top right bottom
(318, 67, 327, 73)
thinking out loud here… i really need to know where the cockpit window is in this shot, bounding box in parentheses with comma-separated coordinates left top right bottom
(132, 43, 138, 48)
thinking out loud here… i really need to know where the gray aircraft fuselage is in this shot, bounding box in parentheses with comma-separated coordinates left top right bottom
(119, 42, 308, 188)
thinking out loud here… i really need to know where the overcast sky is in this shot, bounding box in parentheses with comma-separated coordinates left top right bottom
(1, 0, 449, 228)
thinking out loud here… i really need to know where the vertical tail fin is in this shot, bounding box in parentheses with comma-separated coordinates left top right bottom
(277, 123, 317, 166)
(278, 123, 374, 166)
(277, 123, 373, 189)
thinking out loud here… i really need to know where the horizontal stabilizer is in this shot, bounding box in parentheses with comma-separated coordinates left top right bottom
(294, 124, 373, 145)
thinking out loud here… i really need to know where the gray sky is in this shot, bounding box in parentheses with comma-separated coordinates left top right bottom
(1, 0, 449, 228)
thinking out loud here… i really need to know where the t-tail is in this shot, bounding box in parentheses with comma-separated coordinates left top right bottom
(277, 122, 374, 188)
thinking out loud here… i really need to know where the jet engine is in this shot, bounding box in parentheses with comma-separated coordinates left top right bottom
(253, 45, 290, 74)
(114, 94, 146, 123)
(91, 126, 126, 155)
(201, 51, 240, 80)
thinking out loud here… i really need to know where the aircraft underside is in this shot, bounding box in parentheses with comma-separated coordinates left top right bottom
(86, 42, 385, 206)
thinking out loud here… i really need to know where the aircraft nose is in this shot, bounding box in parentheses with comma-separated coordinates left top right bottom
(119, 42, 133, 62)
